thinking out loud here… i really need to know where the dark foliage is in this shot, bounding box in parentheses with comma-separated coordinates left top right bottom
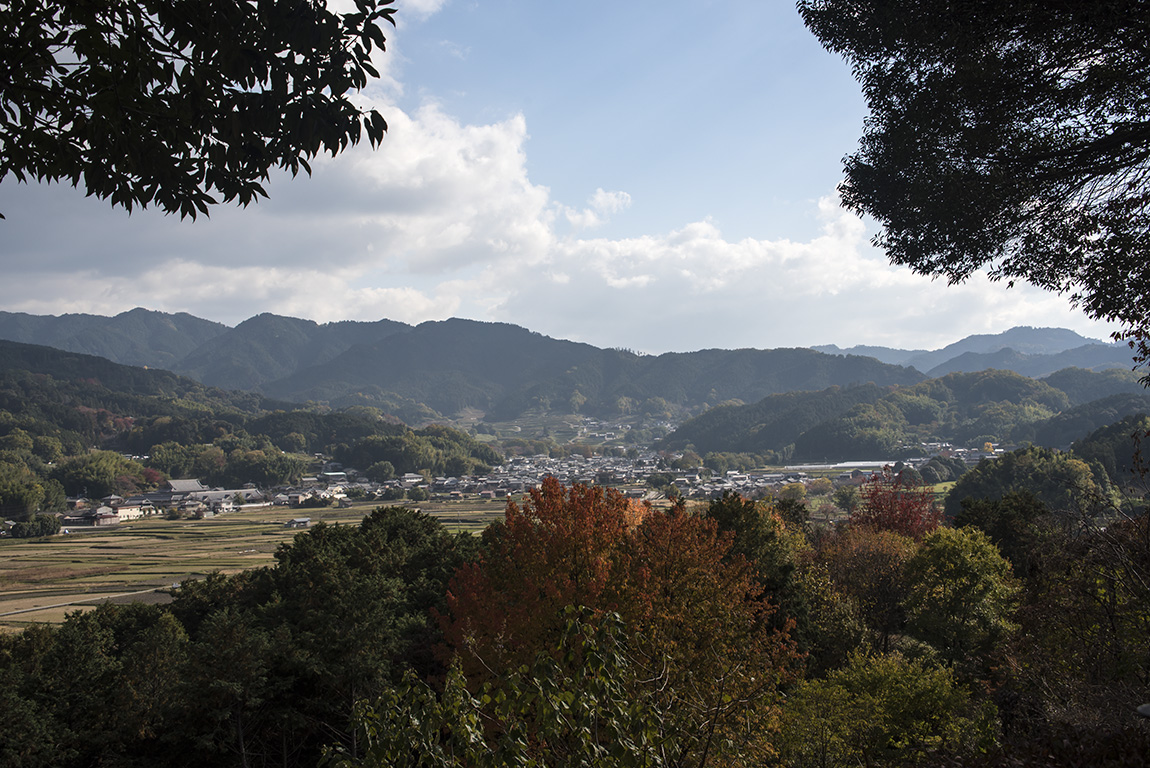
(944, 445, 1112, 519)
(9, 513, 61, 538)
(800, 0, 1150, 343)
(1, 0, 394, 218)
(1070, 412, 1150, 488)
(664, 383, 887, 455)
(1031, 393, 1150, 449)
(954, 490, 1049, 578)
(0, 507, 475, 768)
(261, 320, 924, 419)
(0, 308, 228, 369)
(174, 314, 411, 390)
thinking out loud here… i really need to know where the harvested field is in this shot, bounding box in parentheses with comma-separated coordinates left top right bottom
(0, 499, 507, 632)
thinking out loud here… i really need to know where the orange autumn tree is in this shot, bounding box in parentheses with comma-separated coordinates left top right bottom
(442, 478, 639, 674)
(440, 477, 800, 766)
(853, 466, 943, 540)
(613, 501, 802, 766)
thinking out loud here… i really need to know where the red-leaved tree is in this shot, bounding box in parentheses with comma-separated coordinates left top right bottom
(439, 477, 800, 766)
(441, 478, 640, 674)
(852, 466, 942, 540)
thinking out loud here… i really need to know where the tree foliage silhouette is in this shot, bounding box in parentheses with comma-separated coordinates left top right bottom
(800, 0, 1150, 353)
(1, 0, 394, 218)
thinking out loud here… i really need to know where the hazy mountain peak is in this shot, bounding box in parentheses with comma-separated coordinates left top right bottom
(815, 326, 1121, 374)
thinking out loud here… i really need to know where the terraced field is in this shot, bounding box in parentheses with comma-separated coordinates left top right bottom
(0, 500, 507, 632)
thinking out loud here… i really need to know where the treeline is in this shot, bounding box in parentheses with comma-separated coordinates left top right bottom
(481, 346, 923, 421)
(1, 414, 501, 518)
(660, 383, 890, 460)
(331, 423, 502, 480)
(4, 467, 1148, 767)
(931, 417, 1150, 515)
(666, 367, 1150, 462)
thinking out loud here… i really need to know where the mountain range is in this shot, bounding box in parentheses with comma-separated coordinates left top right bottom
(0, 309, 1136, 421)
(813, 326, 1127, 376)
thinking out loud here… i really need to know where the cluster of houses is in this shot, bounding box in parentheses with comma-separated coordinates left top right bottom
(275, 453, 884, 506)
(25, 440, 1001, 532)
(60, 479, 271, 528)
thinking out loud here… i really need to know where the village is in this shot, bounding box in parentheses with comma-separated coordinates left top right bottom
(50, 440, 1003, 530)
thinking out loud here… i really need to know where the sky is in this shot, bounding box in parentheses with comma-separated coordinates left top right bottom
(0, 0, 1122, 354)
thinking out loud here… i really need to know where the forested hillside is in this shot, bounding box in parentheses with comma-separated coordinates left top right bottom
(659, 383, 890, 457)
(0, 309, 931, 419)
(3, 310, 1138, 425)
(172, 313, 413, 390)
(12, 309, 1134, 423)
(0, 342, 498, 518)
(666, 368, 1150, 461)
(924, 344, 1134, 378)
(256, 320, 925, 419)
(0, 308, 228, 368)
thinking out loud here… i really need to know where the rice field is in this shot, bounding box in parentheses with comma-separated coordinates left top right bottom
(0, 499, 507, 632)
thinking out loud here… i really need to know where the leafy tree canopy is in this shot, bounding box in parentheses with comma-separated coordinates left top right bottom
(50, 449, 155, 498)
(904, 526, 1020, 672)
(943, 445, 1112, 518)
(1, 0, 394, 219)
(1070, 413, 1150, 488)
(817, 526, 918, 653)
(335, 611, 703, 768)
(778, 650, 995, 767)
(799, 0, 1150, 343)
(441, 480, 800, 766)
(954, 490, 1049, 578)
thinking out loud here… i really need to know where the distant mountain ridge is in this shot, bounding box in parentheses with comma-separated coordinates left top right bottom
(173, 313, 413, 390)
(0, 309, 924, 419)
(815, 326, 1127, 376)
(0, 309, 1136, 421)
(924, 344, 1134, 378)
(5, 336, 1145, 470)
(0, 308, 228, 369)
(258, 319, 926, 419)
(2, 322, 1146, 460)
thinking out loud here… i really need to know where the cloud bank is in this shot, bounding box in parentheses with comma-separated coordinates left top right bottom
(0, 93, 1119, 353)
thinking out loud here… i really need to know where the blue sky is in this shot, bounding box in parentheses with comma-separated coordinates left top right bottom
(0, 0, 1121, 353)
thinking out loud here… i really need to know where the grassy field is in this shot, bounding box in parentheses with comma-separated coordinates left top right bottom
(0, 500, 508, 633)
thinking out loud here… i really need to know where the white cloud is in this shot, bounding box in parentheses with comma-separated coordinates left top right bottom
(591, 189, 632, 215)
(0, 96, 551, 278)
(0, 99, 1120, 352)
(480, 199, 1122, 353)
(563, 188, 633, 230)
(396, 0, 447, 20)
